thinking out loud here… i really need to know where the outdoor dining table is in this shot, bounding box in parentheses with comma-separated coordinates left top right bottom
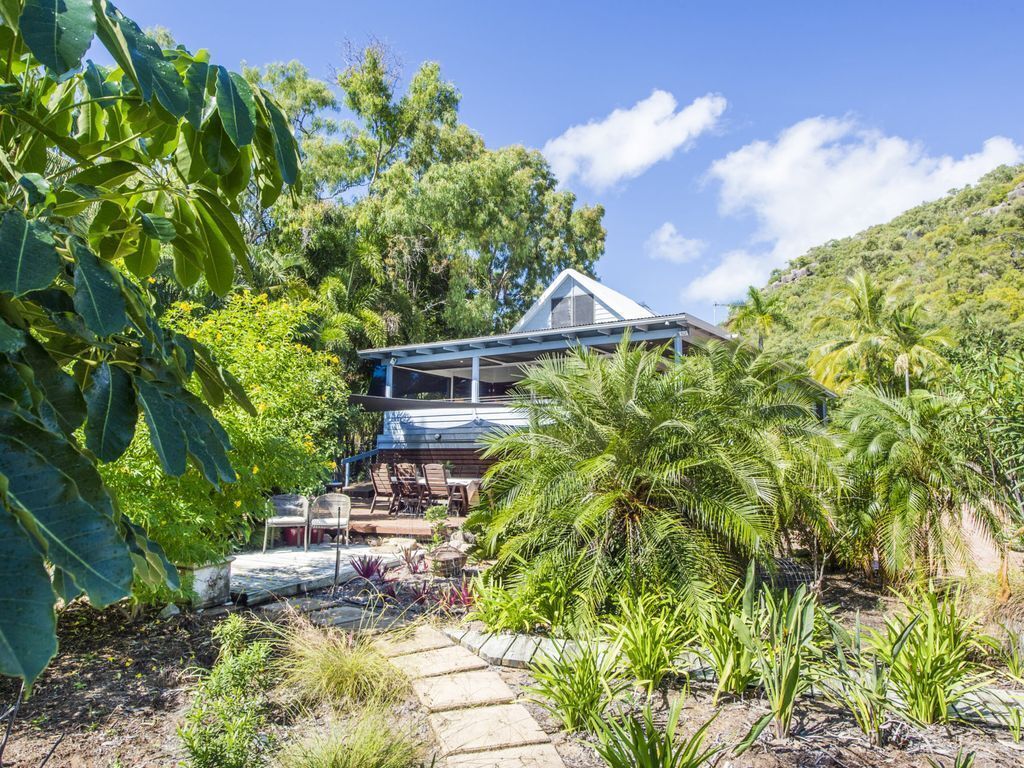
(395, 475, 480, 514)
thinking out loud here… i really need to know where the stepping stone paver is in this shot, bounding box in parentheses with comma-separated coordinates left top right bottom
(307, 605, 366, 628)
(442, 744, 565, 768)
(375, 626, 452, 658)
(459, 627, 488, 653)
(477, 633, 516, 665)
(391, 644, 488, 679)
(429, 703, 549, 756)
(412, 669, 515, 712)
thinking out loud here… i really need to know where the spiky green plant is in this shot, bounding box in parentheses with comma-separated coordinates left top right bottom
(477, 338, 835, 620)
(528, 638, 629, 733)
(876, 587, 994, 726)
(819, 613, 917, 746)
(594, 699, 722, 768)
(603, 592, 692, 695)
(744, 585, 820, 743)
(692, 563, 760, 704)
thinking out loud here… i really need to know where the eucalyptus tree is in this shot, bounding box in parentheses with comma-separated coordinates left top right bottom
(476, 339, 838, 619)
(248, 50, 607, 343)
(0, 0, 299, 684)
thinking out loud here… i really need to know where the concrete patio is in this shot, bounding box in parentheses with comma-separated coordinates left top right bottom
(230, 542, 400, 606)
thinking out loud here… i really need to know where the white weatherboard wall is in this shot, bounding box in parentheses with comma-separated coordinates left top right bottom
(379, 407, 526, 450)
(516, 278, 616, 332)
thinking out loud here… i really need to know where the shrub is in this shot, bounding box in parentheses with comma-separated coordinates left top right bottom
(351, 555, 386, 582)
(271, 615, 408, 708)
(603, 593, 692, 695)
(467, 575, 543, 633)
(276, 708, 425, 768)
(818, 615, 915, 746)
(877, 587, 994, 725)
(738, 585, 819, 749)
(528, 638, 629, 733)
(424, 505, 449, 548)
(692, 566, 759, 703)
(179, 617, 275, 768)
(594, 699, 721, 768)
(103, 294, 349, 574)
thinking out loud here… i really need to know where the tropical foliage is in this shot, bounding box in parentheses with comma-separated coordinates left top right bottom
(0, 0, 298, 684)
(473, 337, 838, 620)
(101, 293, 348, 570)
(751, 164, 1024, 361)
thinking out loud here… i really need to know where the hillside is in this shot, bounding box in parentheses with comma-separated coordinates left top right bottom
(755, 164, 1024, 361)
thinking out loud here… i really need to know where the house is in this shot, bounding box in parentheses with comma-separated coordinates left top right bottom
(352, 269, 732, 476)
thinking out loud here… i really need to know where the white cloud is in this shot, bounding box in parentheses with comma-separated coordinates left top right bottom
(645, 222, 705, 264)
(686, 117, 1024, 302)
(544, 91, 727, 191)
(684, 250, 769, 304)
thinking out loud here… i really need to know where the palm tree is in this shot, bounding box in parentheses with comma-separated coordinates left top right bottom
(730, 286, 791, 350)
(888, 299, 951, 396)
(810, 269, 896, 391)
(474, 338, 836, 618)
(836, 387, 1003, 581)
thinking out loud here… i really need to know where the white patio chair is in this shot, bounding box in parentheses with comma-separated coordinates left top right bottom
(262, 494, 309, 552)
(310, 493, 352, 548)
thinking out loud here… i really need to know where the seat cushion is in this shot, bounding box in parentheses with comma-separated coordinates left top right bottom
(266, 515, 306, 526)
(310, 518, 349, 528)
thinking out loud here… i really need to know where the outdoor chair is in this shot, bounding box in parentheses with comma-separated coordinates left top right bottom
(369, 462, 399, 515)
(310, 493, 352, 547)
(395, 462, 423, 516)
(263, 494, 309, 552)
(422, 463, 455, 514)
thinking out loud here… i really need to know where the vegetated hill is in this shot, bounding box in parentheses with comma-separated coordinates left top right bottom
(756, 164, 1024, 362)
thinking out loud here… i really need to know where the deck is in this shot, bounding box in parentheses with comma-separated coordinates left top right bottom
(349, 505, 464, 539)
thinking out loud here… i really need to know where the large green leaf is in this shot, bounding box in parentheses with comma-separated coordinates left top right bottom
(68, 159, 138, 188)
(84, 362, 136, 461)
(263, 94, 299, 186)
(194, 198, 234, 296)
(215, 65, 255, 148)
(183, 60, 209, 129)
(0, 509, 57, 685)
(200, 112, 239, 175)
(108, 4, 188, 116)
(71, 237, 128, 336)
(135, 378, 187, 476)
(19, 0, 96, 78)
(0, 318, 25, 354)
(19, 337, 87, 435)
(0, 407, 133, 606)
(0, 209, 61, 296)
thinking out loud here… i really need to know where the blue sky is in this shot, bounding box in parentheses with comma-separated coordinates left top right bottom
(116, 1, 1024, 323)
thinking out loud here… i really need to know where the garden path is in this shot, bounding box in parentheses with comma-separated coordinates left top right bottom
(375, 626, 566, 768)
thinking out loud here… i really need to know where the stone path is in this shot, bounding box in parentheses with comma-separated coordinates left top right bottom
(375, 625, 566, 768)
(231, 543, 399, 605)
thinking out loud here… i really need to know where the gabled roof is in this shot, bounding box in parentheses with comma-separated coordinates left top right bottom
(509, 268, 655, 332)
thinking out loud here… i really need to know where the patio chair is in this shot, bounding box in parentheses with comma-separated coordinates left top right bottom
(370, 462, 399, 515)
(422, 463, 455, 513)
(395, 462, 423, 516)
(310, 493, 352, 547)
(263, 494, 309, 552)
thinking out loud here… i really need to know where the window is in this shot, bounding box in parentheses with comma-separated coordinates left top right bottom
(550, 295, 571, 327)
(573, 292, 594, 325)
(550, 290, 595, 327)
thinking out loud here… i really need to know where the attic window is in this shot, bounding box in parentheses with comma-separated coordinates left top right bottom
(551, 296, 571, 327)
(550, 291, 595, 328)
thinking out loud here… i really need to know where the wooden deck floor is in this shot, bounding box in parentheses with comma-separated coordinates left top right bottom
(348, 499, 464, 540)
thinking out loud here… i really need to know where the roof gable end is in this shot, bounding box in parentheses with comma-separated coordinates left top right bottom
(510, 269, 654, 332)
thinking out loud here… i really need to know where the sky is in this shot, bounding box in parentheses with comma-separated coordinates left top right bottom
(115, 1, 1024, 323)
